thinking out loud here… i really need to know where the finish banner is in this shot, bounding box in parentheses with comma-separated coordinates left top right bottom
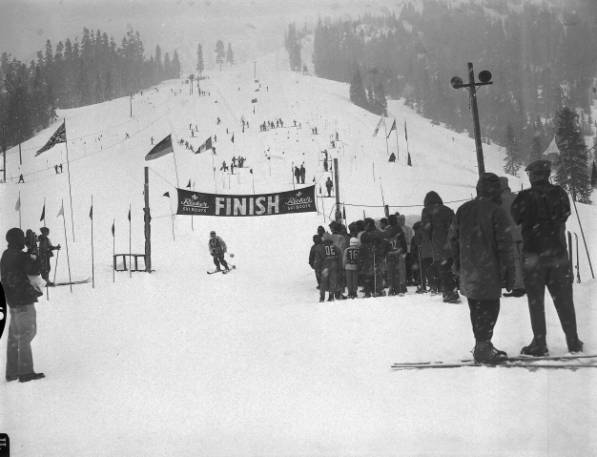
(176, 185, 317, 217)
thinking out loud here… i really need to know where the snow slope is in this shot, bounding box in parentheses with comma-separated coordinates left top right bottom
(1, 53, 596, 457)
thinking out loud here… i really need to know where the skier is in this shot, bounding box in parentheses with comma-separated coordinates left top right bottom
(38, 227, 60, 286)
(511, 159, 583, 356)
(412, 221, 436, 293)
(385, 215, 408, 296)
(450, 173, 514, 364)
(325, 177, 333, 197)
(314, 236, 342, 302)
(1, 228, 45, 382)
(421, 191, 460, 303)
(24, 230, 43, 294)
(309, 234, 322, 289)
(208, 231, 230, 272)
(343, 237, 361, 298)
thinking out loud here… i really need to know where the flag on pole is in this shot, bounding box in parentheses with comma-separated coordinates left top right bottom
(386, 119, 397, 139)
(163, 192, 170, 198)
(111, 220, 115, 237)
(144, 134, 173, 161)
(407, 152, 412, 167)
(186, 179, 192, 188)
(196, 136, 213, 154)
(89, 204, 93, 220)
(36, 121, 66, 156)
(57, 201, 64, 217)
(15, 195, 20, 211)
(372, 116, 385, 137)
(404, 121, 408, 142)
(40, 203, 45, 221)
(231, 133, 235, 143)
(127, 207, 131, 221)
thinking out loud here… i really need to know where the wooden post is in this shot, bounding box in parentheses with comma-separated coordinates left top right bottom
(64, 120, 76, 242)
(129, 93, 133, 118)
(333, 158, 342, 223)
(144, 167, 152, 273)
(91, 195, 95, 288)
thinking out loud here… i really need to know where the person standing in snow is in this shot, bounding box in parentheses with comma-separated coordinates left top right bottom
(314, 236, 343, 302)
(325, 177, 333, 197)
(421, 191, 460, 303)
(412, 220, 436, 293)
(499, 177, 525, 297)
(208, 231, 230, 272)
(299, 163, 306, 184)
(385, 215, 408, 296)
(450, 173, 514, 364)
(511, 159, 583, 356)
(309, 234, 323, 289)
(38, 227, 60, 287)
(344, 237, 361, 298)
(2, 228, 45, 383)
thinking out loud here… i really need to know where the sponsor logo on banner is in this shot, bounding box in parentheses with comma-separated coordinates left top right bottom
(176, 186, 316, 217)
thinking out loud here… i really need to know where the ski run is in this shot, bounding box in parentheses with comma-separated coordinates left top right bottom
(1, 49, 597, 456)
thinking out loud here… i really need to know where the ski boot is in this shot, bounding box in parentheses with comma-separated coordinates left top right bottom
(567, 336, 584, 354)
(442, 291, 461, 303)
(520, 337, 549, 357)
(473, 341, 508, 364)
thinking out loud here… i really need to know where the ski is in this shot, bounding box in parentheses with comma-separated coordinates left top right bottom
(206, 265, 236, 275)
(461, 353, 597, 363)
(52, 278, 91, 287)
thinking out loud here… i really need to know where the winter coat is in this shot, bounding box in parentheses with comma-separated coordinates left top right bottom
(208, 236, 227, 256)
(499, 190, 522, 242)
(1, 246, 42, 308)
(309, 243, 319, 269)
(343, 246, 360, 271)
(413, 221, 433, 259)
(360, 229, 391, 275)
(450, 197, 514, 300)
(314, 239, 342, 291)
(511, 180, 570, 257)
(38, 234, 58, 273)
(421, 193, 455, 262)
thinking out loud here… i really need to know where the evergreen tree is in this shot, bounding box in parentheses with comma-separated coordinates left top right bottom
(171, 51, 181, 78)
(503, 123, 522, 175)
(591, 160, 597, 187)
(285, 23, 302, 72)
(215, 40, 225, 68)
(554, 106, 591, 202)
(349, 67, 368, 110)
(226, 43, 234, 65)
(196, 44, 204, 74)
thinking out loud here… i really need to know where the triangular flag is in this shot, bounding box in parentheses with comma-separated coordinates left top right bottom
(89, 205, 93, 220)
(111, 220, 115, 237)
(15, 196, 21, 211)
(404, 121, 408, 142)
(186, 179, 192, 188)
(407, 152, 412, 167)
(231, 133, 235, 143)
(57, 201, 64, 217)
(127, 207, 131, 221)
(163, 191, 170, 198)
(386, 119, 397, 139)
(196, 136, 213, 154)
(40, 204, 45, 221)
(36, 121, 66, 156)
(372, 116, 384, 137)
(145, 134, 173, 161)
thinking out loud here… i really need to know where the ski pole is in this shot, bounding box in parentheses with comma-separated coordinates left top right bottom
(52, 248, 60, 285)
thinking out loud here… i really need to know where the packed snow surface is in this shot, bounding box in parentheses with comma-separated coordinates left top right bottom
(1, 52, 596, 456)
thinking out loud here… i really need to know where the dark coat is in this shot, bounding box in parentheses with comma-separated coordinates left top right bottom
(38, 234, 57, 273)
(511, 180, 570, 257)
(450, 197, 514, 300)
(413, 221, 433, 259)
(421, 192, 455, 262)
(1, 246, 42, 308)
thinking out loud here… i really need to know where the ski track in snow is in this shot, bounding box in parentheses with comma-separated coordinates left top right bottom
(1, 52, 596, 457)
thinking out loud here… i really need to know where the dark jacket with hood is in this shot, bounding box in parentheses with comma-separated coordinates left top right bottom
(1, 229, 42, 308)
(450, 174, 515, 300)
(421, 191, 455, 262)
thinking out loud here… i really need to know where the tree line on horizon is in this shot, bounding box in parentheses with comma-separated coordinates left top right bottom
(0, 28, 181, 152)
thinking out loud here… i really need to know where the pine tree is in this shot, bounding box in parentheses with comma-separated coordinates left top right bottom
(591, 160, 597, 187)
(503, 123, 522, 175)
(554, 106, 591, 202)
(226, 43, 234, 65)
(196, 44, 204, 74)
(349, 67, 368, 110)
(215, 40, 225, 69)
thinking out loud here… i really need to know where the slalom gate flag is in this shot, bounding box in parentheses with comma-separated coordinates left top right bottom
(196, 136, 213, 154)
(36, 121, 66, 156)
(15, 196, 20, 211)
(89, 205, 93, 220)
(127, 208, 131, 221)
(144, 134, 173, 161)
(176, 185, 317, 217)
(372, 116, 384, 137)
(40, 204, 45, 221)
(57, 201, 64, 217)
(111, 220, 115, 237)
(186, 179, 192, 188)
(163, 191, 170, 198)
(404, 120, 408, 142)
(407, 152, 412, 166)
(386, 119, 397, 139)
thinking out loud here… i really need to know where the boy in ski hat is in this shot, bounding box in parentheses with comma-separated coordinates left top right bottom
(343, 237, 361, 298)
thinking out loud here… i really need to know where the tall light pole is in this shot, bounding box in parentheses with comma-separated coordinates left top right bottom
(451, 63, 493, 176)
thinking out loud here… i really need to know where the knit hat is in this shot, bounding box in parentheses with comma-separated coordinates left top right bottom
(6, 227, 25, 248)
(476, 173, 501, 199)
(350, 237, 360, 247)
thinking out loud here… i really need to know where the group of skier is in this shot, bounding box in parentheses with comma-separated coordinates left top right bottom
(308, 160, 583, 364)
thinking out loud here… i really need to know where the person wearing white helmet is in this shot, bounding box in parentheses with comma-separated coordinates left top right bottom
(343, 237, 361, 299)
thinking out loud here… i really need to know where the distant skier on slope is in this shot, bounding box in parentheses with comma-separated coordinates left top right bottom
(208, 231, 230, 272)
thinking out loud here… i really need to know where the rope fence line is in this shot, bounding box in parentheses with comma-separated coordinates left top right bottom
(340, 197, 471, 209)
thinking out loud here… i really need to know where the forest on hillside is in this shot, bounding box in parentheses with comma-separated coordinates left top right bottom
(305, 0, 597, 165)
(0, 28, 181, 152)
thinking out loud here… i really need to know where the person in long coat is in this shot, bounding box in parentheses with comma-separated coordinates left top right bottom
(450, 173, 515, 364)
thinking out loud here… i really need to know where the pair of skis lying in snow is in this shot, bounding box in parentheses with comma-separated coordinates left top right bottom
(206, 265, 236, 275)
(391, 353, 597, 370)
